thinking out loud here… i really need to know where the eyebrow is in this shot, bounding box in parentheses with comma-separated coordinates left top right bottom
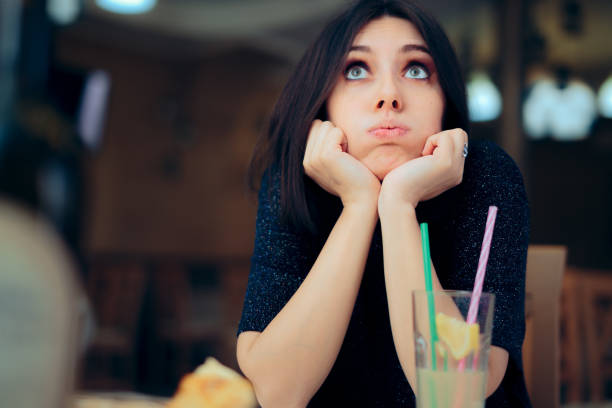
(349, 44, 431, 54)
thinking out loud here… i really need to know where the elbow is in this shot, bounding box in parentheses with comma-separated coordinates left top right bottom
(237, 350, 310, 408)
(484, 346, 509, 397)
(247, 374, 309, 408)
(253, 382, 308, 408)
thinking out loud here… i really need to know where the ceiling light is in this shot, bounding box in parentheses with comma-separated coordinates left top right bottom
(523, 78, 597, 141)
(47, 0, 80, 25)
(467, 72, 502, 122)
(597, 75, 612, 118)
(523, 78, 558, 140)
(95, 0, 157, 15)
(549, 80, 596, 141)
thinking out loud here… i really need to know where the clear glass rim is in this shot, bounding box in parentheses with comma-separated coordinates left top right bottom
(412, 289, 495, 299)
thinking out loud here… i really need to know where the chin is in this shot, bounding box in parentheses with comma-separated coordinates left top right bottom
(366, 156, 410, 181)
(359, 146, 419, 180)
(373, 167, 392, 181)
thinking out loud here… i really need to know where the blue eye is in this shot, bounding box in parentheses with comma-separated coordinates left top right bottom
(345, 62, 368, 80)
(405, 63, 430, 79)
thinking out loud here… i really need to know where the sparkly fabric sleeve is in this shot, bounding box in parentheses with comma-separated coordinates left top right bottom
(237, 172, 315, 335)
(459, 141, 531, 406)
(477, 143, 528, 360)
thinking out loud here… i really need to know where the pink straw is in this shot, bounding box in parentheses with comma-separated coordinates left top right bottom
(458, 205, 498, 372)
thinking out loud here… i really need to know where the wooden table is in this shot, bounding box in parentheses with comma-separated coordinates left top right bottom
(72, 392, 168, 408)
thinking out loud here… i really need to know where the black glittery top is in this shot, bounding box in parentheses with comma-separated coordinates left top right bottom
(238, 140, 531, 407)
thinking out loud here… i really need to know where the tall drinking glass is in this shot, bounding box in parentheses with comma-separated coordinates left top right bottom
(412, 290, 495, 408)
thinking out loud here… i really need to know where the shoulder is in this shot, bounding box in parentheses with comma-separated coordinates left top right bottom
(465, 140, 521, 179)
(253, 168, 319, 273)
(460, 140, 530, 257)
(443, 140, 529, 255)
(462, 140, 527, 204)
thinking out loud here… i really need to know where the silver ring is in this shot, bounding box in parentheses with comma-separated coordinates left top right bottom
(462, 142, 468, 158)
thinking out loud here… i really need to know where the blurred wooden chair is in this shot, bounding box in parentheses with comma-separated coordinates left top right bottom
(523, 245, 567, 408)
(581, 269, 612, 401)
(151, 261, 223, 382)
(0, 199, 81, 408)
(82, 259, 147, 390)
(559, 267, 583, 403)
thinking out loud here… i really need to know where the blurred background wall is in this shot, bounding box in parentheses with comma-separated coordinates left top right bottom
(1, 0, 611, 405)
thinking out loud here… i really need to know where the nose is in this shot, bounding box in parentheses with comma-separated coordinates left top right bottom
(375, 77, 403, 112)
(376, 99, 400, 110)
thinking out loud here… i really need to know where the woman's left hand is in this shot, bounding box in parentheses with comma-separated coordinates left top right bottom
(378, 128, 467, 211)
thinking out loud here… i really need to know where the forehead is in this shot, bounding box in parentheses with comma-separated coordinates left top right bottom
(352, 16, 425, 47)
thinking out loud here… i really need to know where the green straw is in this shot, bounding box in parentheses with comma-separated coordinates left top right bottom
(420, 223, 439, 370)
(421, 223, 439, 407)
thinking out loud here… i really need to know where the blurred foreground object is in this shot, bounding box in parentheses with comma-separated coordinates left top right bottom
(166, 357, 257, 408)
(0, 199, 81, 408)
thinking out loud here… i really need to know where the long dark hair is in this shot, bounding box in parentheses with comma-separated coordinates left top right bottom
(249, 0, 469, 234)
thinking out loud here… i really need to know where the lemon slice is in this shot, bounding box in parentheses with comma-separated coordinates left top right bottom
(435, 312, 480, 359)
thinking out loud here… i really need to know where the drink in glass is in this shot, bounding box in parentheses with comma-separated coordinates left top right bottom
(412, 290, 494, 408)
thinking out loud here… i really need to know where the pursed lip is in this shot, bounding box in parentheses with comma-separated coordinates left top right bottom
(367, 120, 410, 139)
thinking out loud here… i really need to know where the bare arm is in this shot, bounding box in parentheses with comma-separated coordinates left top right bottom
(378, 201, 508, 397)
(237, 202, 377, 407)
(237, 120, 381, 407)
(378, 129, 508, 396)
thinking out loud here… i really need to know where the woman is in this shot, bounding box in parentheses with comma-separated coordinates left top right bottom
(236, 1, 530, 407)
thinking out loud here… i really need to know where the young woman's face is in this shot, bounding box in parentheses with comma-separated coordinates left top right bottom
(326, 16, 445, 180)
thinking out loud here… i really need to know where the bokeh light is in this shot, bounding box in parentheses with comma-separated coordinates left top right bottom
(467, 72, 502, 122)
(95, 0, 157, 15)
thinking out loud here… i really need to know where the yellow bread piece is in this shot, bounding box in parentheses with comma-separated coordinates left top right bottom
(166, 357, 257, 408)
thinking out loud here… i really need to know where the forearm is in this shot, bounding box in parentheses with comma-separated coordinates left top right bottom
(379, 203, 444, 390)
(379, 202, 508, 397)
(241, 203, 378, 407)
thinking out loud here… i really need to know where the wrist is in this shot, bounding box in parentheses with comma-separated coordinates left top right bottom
(378, 191, 416, 221)
(343, 198, 379, 220)
(378, 185, 417, 213)
(341, 186, 380, 213)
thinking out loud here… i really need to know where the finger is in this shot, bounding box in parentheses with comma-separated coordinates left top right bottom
(422, 130, 446, 155)
(322, 126, 346, 154)
(304, 119, 322, 165)
(422, 134, 438, 156)
(450, 128, 468, 159)
(312, 120, 332, 158)
(316, 122, 347, 162)
(423, 129, 464, 157)
(422, 131, 454, 156)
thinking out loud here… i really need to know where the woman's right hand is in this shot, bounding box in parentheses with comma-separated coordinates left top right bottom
(303, 120, 380, 209)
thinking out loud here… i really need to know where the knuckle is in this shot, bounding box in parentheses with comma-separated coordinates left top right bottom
(309, 121, 320, 134)
(455, 128, 467, 141)
(313, 155, 325, 168)
(320, 149, 334, 162)
(303, 161, 311, 172)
